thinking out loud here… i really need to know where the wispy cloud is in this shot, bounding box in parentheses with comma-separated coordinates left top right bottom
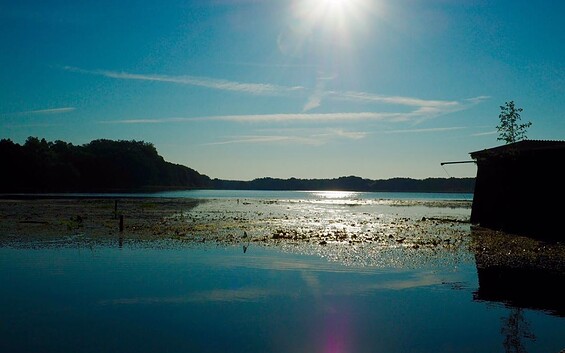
(65, 66, 488, 117)
(384, 126, 467, 134)
(203, 128, 368, 146)
(331, 91, 461, 108)
(303, 72, 337, 112)
(330, 92, 490, 122)
(63, 66, 304, 96)
(322, 128, 367, 139)
(471, 130, 497, 136)
(100, 118, 191, 124)
(200, 129, 368, 146)
(216, 60, 318, 69)
(1, 122, 63, 128)
(100, 111, 406, 125)
(99, 102, 484, 124)
(5, 107, 76, 116)
(208, 111, 405, 122)
(69, 66, 489, 141)
(204, 135, 320, 146)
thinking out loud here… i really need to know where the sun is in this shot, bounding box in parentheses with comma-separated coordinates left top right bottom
(322, 0, 352, 25)
(281, 0, 375, 57)
(317, 0, 349, 20)
(321, 0, 347, 10)
(295, 0, 368, 30)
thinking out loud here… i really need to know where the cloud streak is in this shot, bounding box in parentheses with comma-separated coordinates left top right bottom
(330, 92, 490, 122)
(100, 111, 406, 124)
(471, 130, 497, 136)
(384, 126, 467, 134)
(302, 72, 337, 112)
(4, 107, 76, 116)
(63, 66, 304, 96)
(204, 135, 320, 146)
(74, 66, 488, 147)
(203, 128, 368, 146)
(330, 90, 470, 108)
(66, 66, 488, 118)
(99, 100, 483, 125)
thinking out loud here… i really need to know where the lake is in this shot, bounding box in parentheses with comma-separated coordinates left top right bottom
(1, 191, 563, 353)
(18, 189, 475, 201)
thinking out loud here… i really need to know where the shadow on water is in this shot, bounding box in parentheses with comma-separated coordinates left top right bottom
(470, 226, 565, 318)
(470, 227, 565, 353)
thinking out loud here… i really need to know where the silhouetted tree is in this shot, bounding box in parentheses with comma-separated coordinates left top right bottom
(0, 137, 212, 192)
(496, 101, 532, 144)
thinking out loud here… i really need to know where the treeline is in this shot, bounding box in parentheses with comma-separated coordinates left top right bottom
(0, 137, 475, 193)
(212, 176, 475, 193)
(0, 137, 212, 192)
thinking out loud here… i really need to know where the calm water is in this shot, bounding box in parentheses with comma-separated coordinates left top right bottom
(13, 189, 474, 201)
(1, 241, 564, 353)
(154, 189, 475, 201)
(1, 190, 564, 353)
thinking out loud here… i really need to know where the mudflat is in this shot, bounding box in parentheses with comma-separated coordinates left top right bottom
(0, 197, 203, 241)
(1, 196, 563, 271)
(0, 196, 470, 245)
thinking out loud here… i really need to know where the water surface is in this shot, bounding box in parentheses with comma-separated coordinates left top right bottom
(1, 191, 563, 353)
(1, 240, 563, 353)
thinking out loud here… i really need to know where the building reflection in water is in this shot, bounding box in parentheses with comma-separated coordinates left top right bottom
(470, 226, 565, 352)
(470, 226, 565, 318)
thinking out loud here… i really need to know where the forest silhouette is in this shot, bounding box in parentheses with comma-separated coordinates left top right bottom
(0, 137, 475, 193)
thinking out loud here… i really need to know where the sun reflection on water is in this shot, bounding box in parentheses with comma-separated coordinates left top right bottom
(311, 190, 360, 199)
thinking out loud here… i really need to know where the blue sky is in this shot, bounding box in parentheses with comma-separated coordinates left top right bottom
(1, 0, 563, 180)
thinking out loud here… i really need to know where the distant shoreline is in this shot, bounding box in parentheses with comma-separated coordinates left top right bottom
(0, 175, 476, 195)
(1, 138, 475, 194)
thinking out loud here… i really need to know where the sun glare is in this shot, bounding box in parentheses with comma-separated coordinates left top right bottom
(323, 0, 346, 10)
(317, 0, 351, 22)
(294, 0, 371, 33)
(281, 0, 376, 58)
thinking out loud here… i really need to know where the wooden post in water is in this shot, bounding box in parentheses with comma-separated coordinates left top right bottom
(119, 215, 124, 232)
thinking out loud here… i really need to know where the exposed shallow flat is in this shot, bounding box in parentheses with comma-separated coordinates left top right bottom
(0, 197, 470, 245)
(1, 196, 563, 270)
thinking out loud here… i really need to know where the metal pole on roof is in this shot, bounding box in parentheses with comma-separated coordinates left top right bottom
(440, 161, 476, 166)
(440, 160, 476, 177)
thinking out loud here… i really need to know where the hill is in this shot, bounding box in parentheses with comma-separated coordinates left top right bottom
(0, 137, 212, 192)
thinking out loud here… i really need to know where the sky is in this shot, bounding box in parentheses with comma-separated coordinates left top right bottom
(1, 0, 564, 181)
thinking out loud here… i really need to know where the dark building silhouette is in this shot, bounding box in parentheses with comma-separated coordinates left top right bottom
(469, 140, 565, 241)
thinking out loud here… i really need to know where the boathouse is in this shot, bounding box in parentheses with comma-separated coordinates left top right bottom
(469, 140, 565, 240)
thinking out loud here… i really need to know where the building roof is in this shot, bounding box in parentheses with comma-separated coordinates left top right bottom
(470, 140, 565, 159)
